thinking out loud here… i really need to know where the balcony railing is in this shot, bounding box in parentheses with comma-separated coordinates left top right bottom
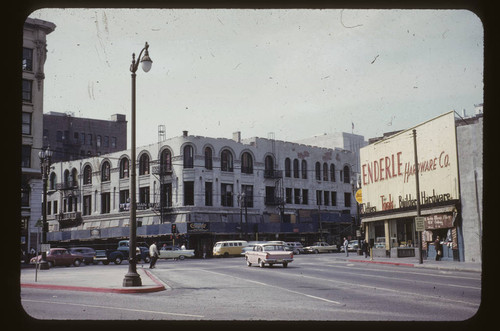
(264, 169, 283, 179)
(152, 165, 173, 176)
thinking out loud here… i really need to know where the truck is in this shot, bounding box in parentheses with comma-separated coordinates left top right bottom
(95, 240, 151, 265)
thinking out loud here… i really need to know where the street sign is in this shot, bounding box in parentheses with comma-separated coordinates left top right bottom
(415, 217, 425, 232)
(355, 189, 362, 204)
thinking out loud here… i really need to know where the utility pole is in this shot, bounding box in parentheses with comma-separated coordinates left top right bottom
(413, 129, 423, 264)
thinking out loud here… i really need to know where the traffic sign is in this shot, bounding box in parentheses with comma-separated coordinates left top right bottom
(355, 189, 362, 204)
(415, 217, 425, 232)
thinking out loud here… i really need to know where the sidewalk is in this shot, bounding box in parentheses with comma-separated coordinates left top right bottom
(336, 254, 482, 273)
(20, 265, 167, 293)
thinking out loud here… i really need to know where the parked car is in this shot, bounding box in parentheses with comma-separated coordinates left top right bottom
(285, 242, 305, 254)
(245, 243, 294, 268)
(158, 245, 195, 260)
(68, 247, 96, 265)
(304, 242, 338, 254)
(94, 240, 150, 265)
(340, 240, 360, 252)
(30, 248, 84, 268)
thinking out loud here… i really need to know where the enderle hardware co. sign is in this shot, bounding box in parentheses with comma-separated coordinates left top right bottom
(359, 111, 459, 214)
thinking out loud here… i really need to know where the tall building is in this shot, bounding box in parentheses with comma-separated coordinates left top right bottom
(43, 112, 127, 162)
(22, 18, 56, 254)
(44, 131, 359, 256)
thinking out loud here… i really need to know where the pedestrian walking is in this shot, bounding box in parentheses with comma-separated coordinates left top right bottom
(343, 237, 349, 257)
(434, 236, 442, 261)
(149, 241, 159, 268)
(362, 240, 369, 258)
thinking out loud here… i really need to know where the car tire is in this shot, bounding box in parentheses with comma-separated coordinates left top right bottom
(47, 261, 53, 268)
(283, 262, 288, 268)
(73, 259, 82, 267)
(314, 249, 319, 254)
(114, 256, 123, 265)
(246, 258, 252, 267)
(144, 256, 151, 263)
(223, 252, 229, 258)
(259, 260, 265, 268)
(179, 255, 185, 260)
(103, 261, 110, 265)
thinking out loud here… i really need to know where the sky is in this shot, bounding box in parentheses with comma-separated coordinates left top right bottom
(28, 8, 483, 148)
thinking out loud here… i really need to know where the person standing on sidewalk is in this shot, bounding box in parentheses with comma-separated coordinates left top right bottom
(434, 236, 442, 261)
(149, 241, 159, 268)
(343, 237, 349, 257)
(362, 240, 369, 258)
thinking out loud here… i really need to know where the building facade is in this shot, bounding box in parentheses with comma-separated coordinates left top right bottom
(22, 18, 56, 254)
(43, 112, 127, 162)
(360, 110, 483, 263)
(44, 131, 358, 256)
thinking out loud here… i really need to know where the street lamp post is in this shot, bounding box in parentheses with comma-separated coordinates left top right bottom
(123, 42, 152, 287)
(38, 146, 53, 270)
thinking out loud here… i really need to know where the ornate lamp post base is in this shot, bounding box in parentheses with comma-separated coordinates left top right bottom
(123, 271, 142, 287)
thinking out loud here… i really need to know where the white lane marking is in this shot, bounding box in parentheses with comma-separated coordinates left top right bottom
(22, 299, 204, 318)
(200, 269, 343, 305)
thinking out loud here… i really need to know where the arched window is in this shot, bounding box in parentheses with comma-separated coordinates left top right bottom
(204, 147, 213, 170)
(330, 164, 336, 182)
(265, 155, 274, 178)
(71, 168, 78, 187)
(160, 149, 172, 173)
(183, 145, 194, 168)
(343, 165, 350, 183)
(83, 165, 92, 184)
(284, 158, 291, 177)
(315, 162, 321, 180)
(101, 161, 111, 182)
(221, 149, 233, 172)
(64, 170, 70, 186)
(293, 159, 300, 178)
(323, 163, 329, 181)
(241, 152, 253, 174)
(49, 172, 57, 190)
(139, 154, 150, 175)
(120, 158, 129, 179)
(301, 160, 307, 179)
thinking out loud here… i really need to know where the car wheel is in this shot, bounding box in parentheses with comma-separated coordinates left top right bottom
(246, 258, 252, 267)
(114, 256, 123, 265)
(314, 249, 319, 254)
(47, 261, 53, 268)
(103, 261, 110, 265)
(223, 252, 229, 258)
(259, 260, 265, 268)
(283, 262, 288, 268)
(144, 256, 151, 263)
(179, 255, 185, 260)
(73, 259, 81, 267)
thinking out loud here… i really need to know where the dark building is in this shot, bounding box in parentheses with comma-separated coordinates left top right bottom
(43, 112, 127, 162)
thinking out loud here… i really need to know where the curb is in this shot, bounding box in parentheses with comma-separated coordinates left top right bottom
(348, 259, 414, 267)
(21, 269, 166, 294)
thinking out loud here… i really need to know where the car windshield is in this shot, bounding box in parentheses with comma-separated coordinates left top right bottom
(263, 245, 284, 251)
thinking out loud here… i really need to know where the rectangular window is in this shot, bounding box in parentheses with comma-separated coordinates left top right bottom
(111, 137, 117, 148)
(56, 131, 63, 142)
(221, 183, 233, 207)
(53, 200, 58, 215)
(83, 195, 91, 216)
(21, 185, 30, 207)
(80, 132, 85, 145)
(184, 181, 194, 206)
(331, 191, 337, 206)
(344, 192, 352, 207)
(101, 193, 111, 214)
(119, 189, 129, 204)
(294, 188, 301, 205)
(316, 190, 322, 205)
(22, 112, 32, 135)
(97, 135, 101, 147)
(103, 136, 109, 147)
(47, 201, 52, 215)
(324, 191, 330, 206)
(205, 182, 213, 206)
(242, 185, 254, 208)
(87, 134, 93, 146)
(21, 145, 31, 168)
(22, 79, 32, 102)
(302, 189, 308, 205)
(285, 188, 292, 204)
(139, 187, 150, 205)
(23, 48, 33, 71)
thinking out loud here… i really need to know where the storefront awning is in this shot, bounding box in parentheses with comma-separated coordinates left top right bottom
(361, 205, 457, 223)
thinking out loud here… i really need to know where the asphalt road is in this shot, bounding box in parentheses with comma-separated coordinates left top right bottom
(21, 253, 481, 321)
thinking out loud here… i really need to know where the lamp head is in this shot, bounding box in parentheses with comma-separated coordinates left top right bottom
(140, 43, 152, 72)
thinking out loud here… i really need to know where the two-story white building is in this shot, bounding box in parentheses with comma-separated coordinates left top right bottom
(45, 131, 358, 256)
